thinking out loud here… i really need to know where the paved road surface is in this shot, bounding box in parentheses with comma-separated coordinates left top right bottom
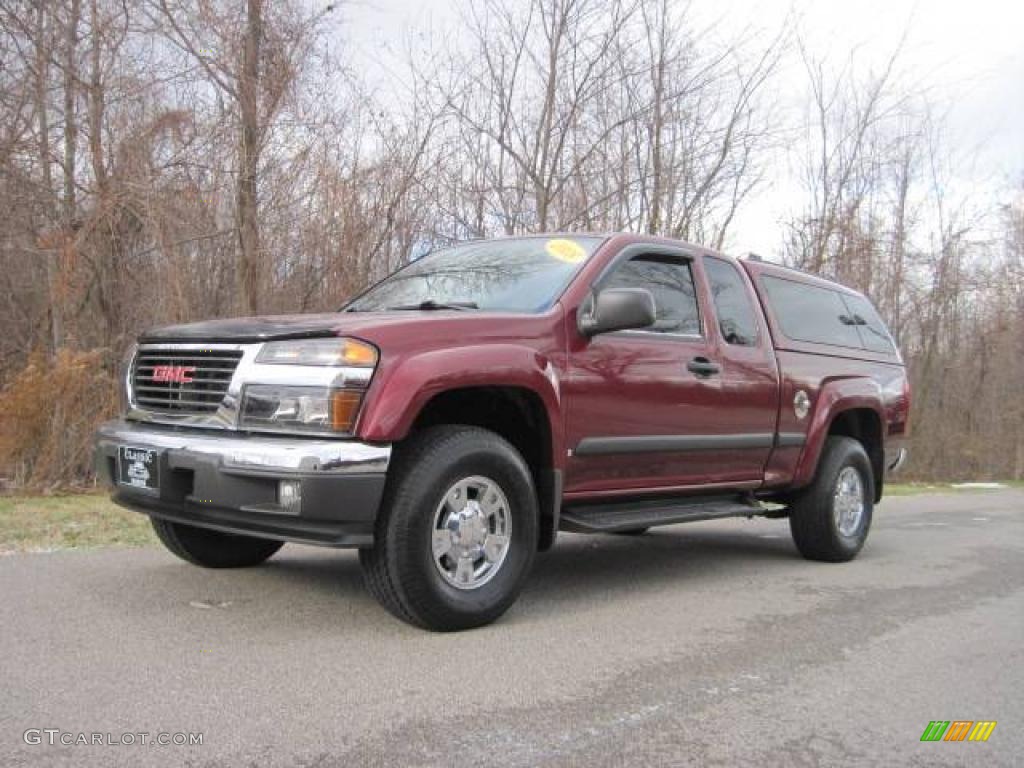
(1, 490, 1021, 767)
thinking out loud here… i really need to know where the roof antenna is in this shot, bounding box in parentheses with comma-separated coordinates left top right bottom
(746, 252, 763, 262)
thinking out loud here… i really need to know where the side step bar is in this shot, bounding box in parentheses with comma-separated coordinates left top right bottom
(559, 493, 767, 534)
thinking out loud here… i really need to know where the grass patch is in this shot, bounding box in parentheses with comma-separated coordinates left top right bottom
(884, 483, 944, 497)
(0, 493, 155, 553)
(885, 481, 1022, 497)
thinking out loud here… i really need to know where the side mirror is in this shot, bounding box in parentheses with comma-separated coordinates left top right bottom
(578, 288, 656, 337)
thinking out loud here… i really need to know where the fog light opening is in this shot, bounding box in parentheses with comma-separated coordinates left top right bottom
(278, 480, 302, 515)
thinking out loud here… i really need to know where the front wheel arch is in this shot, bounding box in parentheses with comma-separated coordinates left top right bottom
(399, 385, 561, 552)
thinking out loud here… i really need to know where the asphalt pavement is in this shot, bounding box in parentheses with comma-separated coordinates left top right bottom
(1, 489, 1021, 767)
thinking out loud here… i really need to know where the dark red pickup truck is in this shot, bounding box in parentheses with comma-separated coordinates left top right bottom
(96, 234, 910, 630)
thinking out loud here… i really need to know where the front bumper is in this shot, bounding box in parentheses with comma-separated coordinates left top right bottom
(95, 420, 391, 548)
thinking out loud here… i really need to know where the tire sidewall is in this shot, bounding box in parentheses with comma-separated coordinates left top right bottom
(824, 441, 874, 557)
(152, 518, 283, 568)
(390, 430, 538, 627)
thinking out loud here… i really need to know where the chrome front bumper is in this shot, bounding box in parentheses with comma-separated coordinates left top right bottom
(95, 420, 391, 547)
(96, 419, 390, 474)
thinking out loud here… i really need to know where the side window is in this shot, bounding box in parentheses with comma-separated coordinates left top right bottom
(704, 257, 758, 346)
(761, 276, 863, 348)
(841, 294, 897, 354)
(602, 255, 700, 335)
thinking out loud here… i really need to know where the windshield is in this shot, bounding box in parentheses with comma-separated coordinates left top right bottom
(344, 236, 604, 313)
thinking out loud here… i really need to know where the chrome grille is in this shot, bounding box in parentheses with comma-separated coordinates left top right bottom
(131, 347, 243, 414)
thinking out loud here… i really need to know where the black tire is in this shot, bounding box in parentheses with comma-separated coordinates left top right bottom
(359, 425, 538, 631)
(788, 436, 874, 562)
(151, 518, 283, 568)
(613, 527, 649, 536)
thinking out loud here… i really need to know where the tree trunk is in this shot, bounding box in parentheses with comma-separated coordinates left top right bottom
(237, 0, 262, 314)
(62, 0, 80, 227)
(646, 1, 668, 235)
(34, 2, 62, 352)
(87, 0, 107, 195)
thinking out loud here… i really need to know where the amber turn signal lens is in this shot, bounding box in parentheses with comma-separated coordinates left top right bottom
(340, 339, 378, 367)
(330, 390, 363, 432)
(257, 338, 378, 367)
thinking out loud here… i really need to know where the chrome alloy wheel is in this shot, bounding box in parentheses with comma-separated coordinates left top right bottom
(833, 466, 865, 537)
(431, 475, 512, 590)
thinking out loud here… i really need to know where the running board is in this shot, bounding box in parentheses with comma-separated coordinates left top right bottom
(559, 493, 765, 533)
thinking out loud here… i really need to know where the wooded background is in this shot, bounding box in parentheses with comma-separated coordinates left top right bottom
(0, 0, 1021, 489)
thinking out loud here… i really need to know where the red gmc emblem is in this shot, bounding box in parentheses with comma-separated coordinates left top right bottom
(151, 365, 196, 384)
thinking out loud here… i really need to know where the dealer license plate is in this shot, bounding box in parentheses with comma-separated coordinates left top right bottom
(117, 446, 159, 494)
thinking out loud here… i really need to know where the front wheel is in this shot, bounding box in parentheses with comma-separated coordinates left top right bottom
(360, 425, 538, 631)
(151, 519, 283, 568)
(788, 436, 874, 562)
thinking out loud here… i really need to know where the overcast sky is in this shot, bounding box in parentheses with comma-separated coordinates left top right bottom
(336, 0, 1024, 255)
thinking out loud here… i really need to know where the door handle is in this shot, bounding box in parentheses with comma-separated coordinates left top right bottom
(687, 357, 721, 377)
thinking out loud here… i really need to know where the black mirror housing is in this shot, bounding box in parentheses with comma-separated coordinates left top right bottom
(578, 288, 656, 337)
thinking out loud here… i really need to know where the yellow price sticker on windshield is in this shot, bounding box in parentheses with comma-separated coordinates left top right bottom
(545, 238, 587, 264)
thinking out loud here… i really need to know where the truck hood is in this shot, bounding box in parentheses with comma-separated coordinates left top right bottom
(137, 310, 552, 346)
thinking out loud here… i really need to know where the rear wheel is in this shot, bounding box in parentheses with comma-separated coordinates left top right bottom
(360, 425, 538, 631)
(788, 436, 874, 562)
(151, 518, 283, 568)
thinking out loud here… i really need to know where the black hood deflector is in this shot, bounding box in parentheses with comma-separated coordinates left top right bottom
(138, 314, 344, 343)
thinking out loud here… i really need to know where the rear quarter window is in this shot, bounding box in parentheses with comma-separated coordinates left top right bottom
(760, 276, 863, 349)
(705, 256, 759, 346)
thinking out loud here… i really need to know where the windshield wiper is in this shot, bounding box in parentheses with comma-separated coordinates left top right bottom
(387, 299, 479, 311)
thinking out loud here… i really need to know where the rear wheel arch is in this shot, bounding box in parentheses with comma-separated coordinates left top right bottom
(826, 408, 885, 502)
(791, 377, 887, 503)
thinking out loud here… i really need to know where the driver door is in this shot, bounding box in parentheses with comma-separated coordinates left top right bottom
(563, 247, 747, 497)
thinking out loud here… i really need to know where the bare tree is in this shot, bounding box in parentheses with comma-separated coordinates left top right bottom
(148, 0, 332, 314)
(0, 0, 1020, 486)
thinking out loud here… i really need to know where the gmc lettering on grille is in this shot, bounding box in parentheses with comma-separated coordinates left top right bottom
(151, 365, 196, 384)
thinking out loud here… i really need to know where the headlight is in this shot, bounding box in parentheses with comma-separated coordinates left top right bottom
(256, 338, 378, 367)
(245, 338, 377, 435)
(240, 385, 364, 434)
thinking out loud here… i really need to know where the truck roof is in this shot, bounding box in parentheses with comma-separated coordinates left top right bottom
(558, 231, 869, 299)
(459, 232, 870, 301)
